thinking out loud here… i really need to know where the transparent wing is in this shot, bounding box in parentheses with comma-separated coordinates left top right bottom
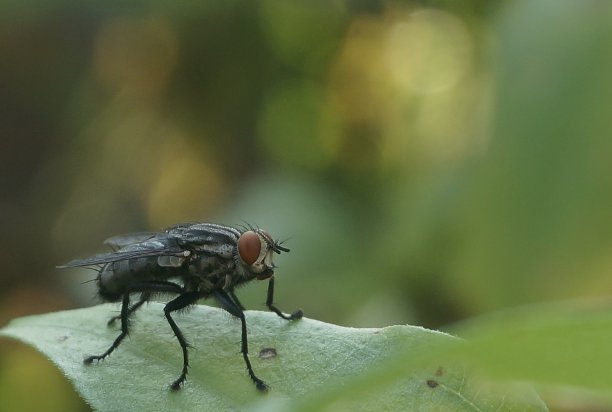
(58, 244, 188, 268)
(104, 232, 158, 250)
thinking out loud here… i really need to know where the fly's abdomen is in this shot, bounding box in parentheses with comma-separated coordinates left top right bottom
(98, 256, 176, 301)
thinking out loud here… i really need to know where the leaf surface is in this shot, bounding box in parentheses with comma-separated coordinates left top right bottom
(0, 304, 544, 411)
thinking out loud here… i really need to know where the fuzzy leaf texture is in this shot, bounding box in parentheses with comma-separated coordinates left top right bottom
(0, 303, 545, 411)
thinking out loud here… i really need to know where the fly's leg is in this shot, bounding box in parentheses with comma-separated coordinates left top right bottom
(266, 277, 303, 320)
(229, 288, 245, 311)
(84, 282, 183, 364)
(107, 291, 151, 326)
(164, 291, 201, 391)
(84, 290, 133, 364)
(215, 290, 268, 391)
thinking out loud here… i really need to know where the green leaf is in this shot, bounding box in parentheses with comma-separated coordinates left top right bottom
(448, 301, 612, 394)
(314, 301, 612, 412)
(0, 303, 543, 411)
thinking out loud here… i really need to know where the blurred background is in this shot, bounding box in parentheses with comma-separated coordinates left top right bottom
(1, 0, 612, 410)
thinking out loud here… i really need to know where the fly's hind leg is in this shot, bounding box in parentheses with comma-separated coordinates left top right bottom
(84, 282, 183, 365)
(107, 291, 151, 326)
(84, 290, 133, 364)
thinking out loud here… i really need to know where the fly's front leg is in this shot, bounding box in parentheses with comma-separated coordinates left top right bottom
(215, 290, 268, 391)
(266, 277, 302, 320)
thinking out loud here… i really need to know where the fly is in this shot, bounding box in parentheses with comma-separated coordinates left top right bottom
(58, 222, 302, 391)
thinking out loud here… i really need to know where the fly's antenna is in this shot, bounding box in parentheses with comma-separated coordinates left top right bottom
(273, 238, 290, 253)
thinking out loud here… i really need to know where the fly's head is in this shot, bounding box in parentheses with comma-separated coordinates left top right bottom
(237, 229, 289, 280)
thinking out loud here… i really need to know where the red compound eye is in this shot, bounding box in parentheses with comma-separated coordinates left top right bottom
(238, 231, 261, 265)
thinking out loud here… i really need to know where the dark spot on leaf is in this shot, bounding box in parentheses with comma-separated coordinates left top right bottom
(435, 367, 443, 377)
(259, 347, 277, 360)
(426, 379, 439, 388)
(57, 336, 68, 342)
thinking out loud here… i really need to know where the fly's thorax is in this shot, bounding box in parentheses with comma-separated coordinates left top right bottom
(188, 254, 234, 276)
(192, 242, 234, 259)
(187, 253, 245, 291)
(186, 261, 247, 294)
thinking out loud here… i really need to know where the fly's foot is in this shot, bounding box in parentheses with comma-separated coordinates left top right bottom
(254, 378, 269, 392)
(289, 309, 303, 320)
(268, 304, 304, 321)
(170, 374, 187, 391)
(83, 354, 105, 365)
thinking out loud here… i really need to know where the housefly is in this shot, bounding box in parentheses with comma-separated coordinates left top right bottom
(59, 222, 302, 391)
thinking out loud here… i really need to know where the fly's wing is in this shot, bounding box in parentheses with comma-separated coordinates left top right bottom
(58, 239, 189, 268)
(104, 232, 158, 250)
